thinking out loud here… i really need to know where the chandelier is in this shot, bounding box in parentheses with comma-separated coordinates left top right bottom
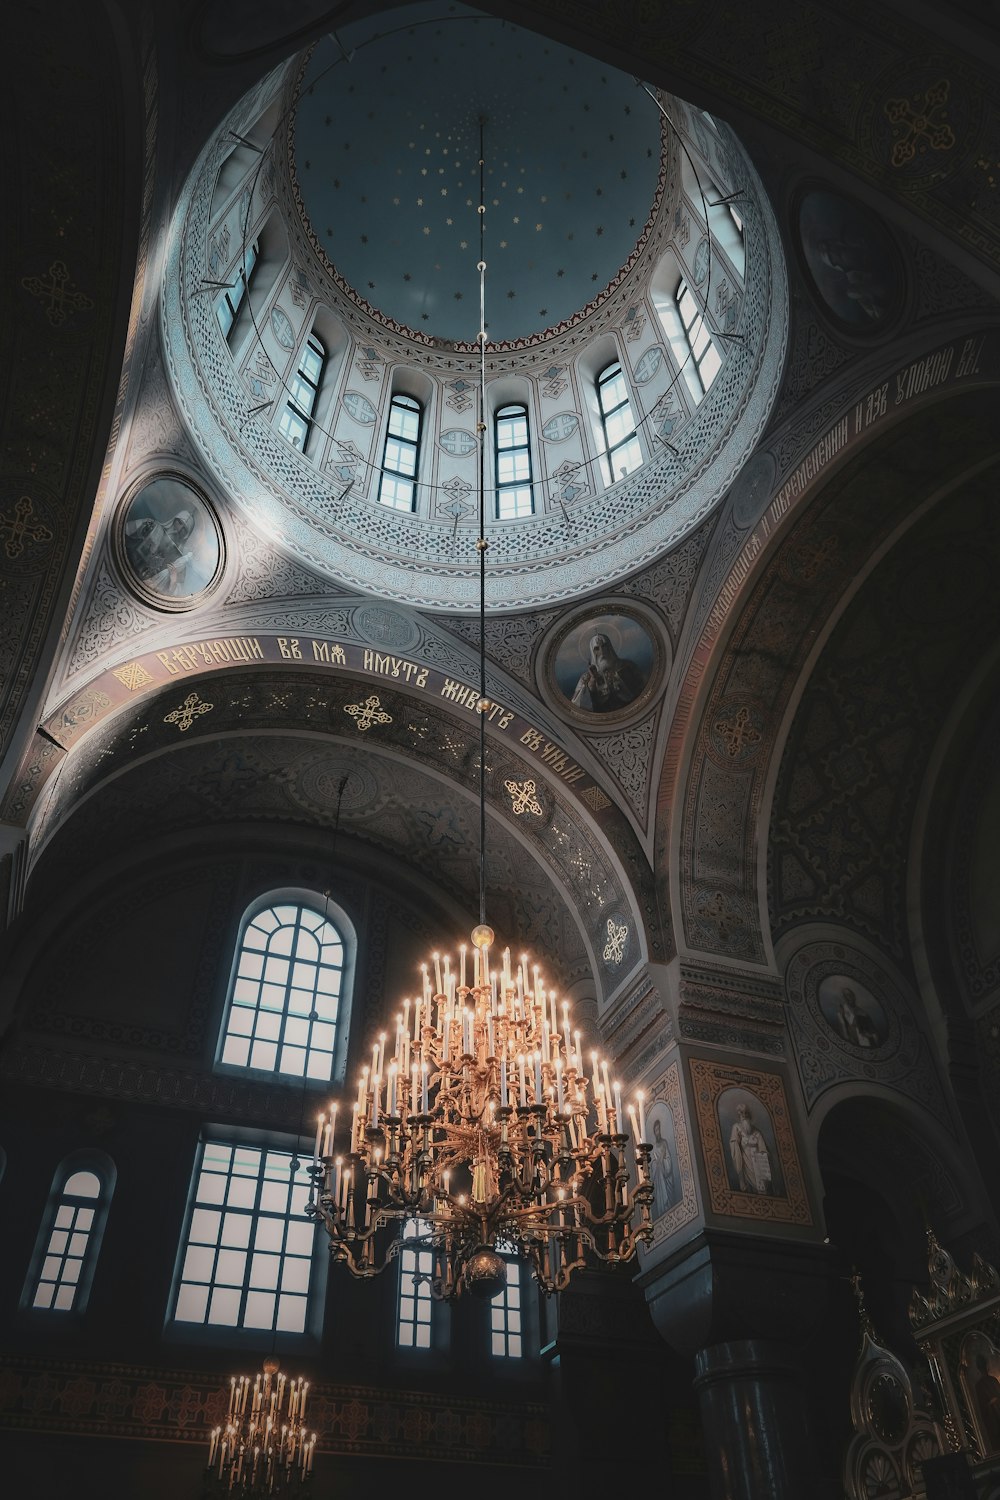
(308, 123, 653, 1299)
(206, 1358, 316, 1493)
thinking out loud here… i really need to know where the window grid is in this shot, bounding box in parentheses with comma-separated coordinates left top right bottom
(676, 278, 722, 397)
(32, 1171, 101, 1312)
(378, 395, 422, 511)
(278, 333, 325, 451)
(489, 1255, 523, 1359)
(215, 240, 259, 339)
(220, 903, 344, 1081)
(397, 1220, 434, 1349)
(172, 1144, 314, 1333)
(495, 404, 534, 519)
(596, 363, 642, 484)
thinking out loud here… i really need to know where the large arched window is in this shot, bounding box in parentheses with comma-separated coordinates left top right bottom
(378, 393, 422, 511)
(494, 403, 534, 518)
(278, 332, 326, 451)
(596, 362, 642, 484)
(24, 1154, 115, 1313)
(217, 898, 350, 1082)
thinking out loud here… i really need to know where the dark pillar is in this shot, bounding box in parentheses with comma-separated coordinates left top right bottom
(639, 1233, 839, 1499)
(693, 1339, 816, 1500)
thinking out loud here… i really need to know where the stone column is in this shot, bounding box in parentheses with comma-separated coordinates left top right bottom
(693, 1338, 816, 1500)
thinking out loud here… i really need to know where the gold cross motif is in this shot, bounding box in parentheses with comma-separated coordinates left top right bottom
(113, 661, 155, 692)
(20, 260, 95, 326)
(714, 705, 762, 759)
(0, 496, 53, 559)
(603, 918, 628, 965)
(345, 695, 392, 732)
(504, 778, 543, 816)
(884, 80, 956, 168)
(163, 692, 214, 733)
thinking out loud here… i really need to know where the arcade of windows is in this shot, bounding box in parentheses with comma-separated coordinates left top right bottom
(19, 894, 526, 1359)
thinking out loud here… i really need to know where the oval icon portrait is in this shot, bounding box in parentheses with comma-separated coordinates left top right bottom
(116, 474, 224, 608)
(548, 607, 661, 719)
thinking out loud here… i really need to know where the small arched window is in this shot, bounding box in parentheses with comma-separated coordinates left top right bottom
(218, 899, 349, 1082)
(215, 238, 259, 340)
(397, 1219, 434, 1349)
(494, 404, 534, 519)
(25, 1156, 115, 1313)
(489, 1253, 523, 1358)
(378, 394, 422, 511)
(596, 363, 642, 484)
(278, 332, 326, 451)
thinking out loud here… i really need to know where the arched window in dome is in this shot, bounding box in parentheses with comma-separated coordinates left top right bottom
(378, 393, 423, 511)
(661, 276, 722, 403)
(278, 331, 326, 452)
(217, 897, 352, 1083)
(596, 362, 642, 485)
(215, 237, 259, 340)
(23, 1154, 116, 1313)
(494, 403, 534, 519)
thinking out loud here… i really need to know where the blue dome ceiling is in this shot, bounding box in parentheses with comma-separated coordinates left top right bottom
(291, 6, 663, 344)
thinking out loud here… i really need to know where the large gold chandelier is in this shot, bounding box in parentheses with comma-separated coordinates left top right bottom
(308, 124, 653, 1299)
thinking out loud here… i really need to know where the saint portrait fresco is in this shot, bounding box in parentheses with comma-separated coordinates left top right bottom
(817, 975, 889, 1050)
(645, 1100, 680, 1219)
(796, 187, 903, 332)
(117, 475, 223, 607)
(549, 608, 659, 718)
(717, 1086, 785, 1199)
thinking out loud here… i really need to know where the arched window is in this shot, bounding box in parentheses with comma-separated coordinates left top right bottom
(215, 238, 259, 340)
(170, 1141, 316, 1334)
(24, 1155, 115, 1313)
(278, 332, 326, 451)
(596, 362, 642, 484)
(218, 899, 349, 1082)
(673, 277, 722, 401)
(397, 1219, 434, 1349)
(494, 403, 534, 518)
(378, 394, 422, 511)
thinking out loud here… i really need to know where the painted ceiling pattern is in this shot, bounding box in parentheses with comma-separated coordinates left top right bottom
(291, 9, 664, 343)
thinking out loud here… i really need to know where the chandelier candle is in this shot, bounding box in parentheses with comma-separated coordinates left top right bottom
(308, 923, 653, 1299)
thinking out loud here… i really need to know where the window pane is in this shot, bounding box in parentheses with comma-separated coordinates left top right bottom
(63, 1171, 101, 1199)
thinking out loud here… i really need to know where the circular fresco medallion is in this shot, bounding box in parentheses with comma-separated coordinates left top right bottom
(544, 603, 665, 723)
(115, 473, 224, 610)
(795, 185, 904, 334)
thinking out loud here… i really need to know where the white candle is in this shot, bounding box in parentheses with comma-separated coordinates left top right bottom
(388, 1061, 397, 1116)
(613, 1081, 623, 1132)
(421, 1060, 429, 1113)
(556, 1056, 565, 1112)
(433, 952, 442, 995)
(500, 1056, 508, 1107)
(637, 1090, 647, 1142)
(460, 944, 467, 990)
(534, 1049, 543, 1103)
(313, 1113, 324, 1162)
(518, 1053, 527, 1107)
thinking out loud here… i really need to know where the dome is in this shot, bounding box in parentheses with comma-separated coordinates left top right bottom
(162, 2, 787, 609)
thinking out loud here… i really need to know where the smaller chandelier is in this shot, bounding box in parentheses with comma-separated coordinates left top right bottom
(308, 924, 653, 1299)
(206, 1358, 316, 1494)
